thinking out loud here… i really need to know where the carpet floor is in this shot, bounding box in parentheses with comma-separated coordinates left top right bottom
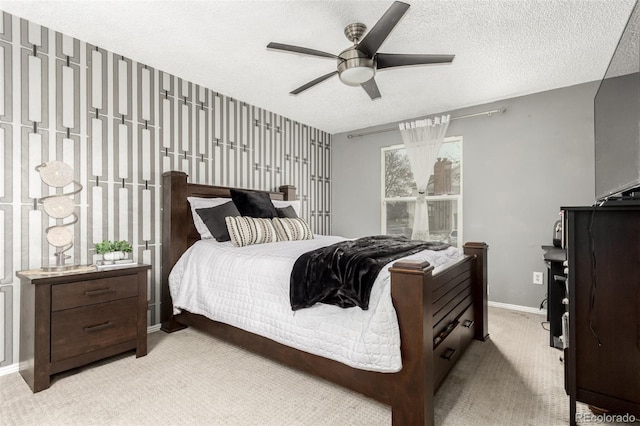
(0, 307, 621, 425)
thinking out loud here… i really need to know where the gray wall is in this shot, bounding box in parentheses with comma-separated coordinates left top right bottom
(332, 82, 598, 308)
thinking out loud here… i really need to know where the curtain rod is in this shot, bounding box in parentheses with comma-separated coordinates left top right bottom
(346, 107, 507, 139)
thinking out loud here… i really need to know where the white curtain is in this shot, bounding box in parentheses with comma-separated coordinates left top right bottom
(398, 115, 450, 241)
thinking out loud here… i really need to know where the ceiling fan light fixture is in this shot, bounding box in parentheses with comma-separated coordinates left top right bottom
(337, 49, 375, 86)
(339, 64, 375, 86)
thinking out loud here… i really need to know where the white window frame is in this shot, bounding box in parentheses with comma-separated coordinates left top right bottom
(380, 136, 463, 244)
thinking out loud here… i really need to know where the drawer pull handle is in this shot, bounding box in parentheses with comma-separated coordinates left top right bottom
(84, 288, 115, 296)
(83, 321, 114, 333)
(462, 319, 475, 328)
(441, 348, 456, 361)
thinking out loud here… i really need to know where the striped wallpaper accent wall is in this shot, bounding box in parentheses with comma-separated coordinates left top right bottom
(0, 11, 332, 369)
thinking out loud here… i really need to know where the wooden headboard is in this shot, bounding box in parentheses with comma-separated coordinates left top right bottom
(160, 170, 296, 330)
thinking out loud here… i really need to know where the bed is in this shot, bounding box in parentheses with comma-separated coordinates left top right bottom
(160, 170, 489, 426)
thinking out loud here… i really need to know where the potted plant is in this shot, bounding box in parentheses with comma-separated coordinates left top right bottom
(95, 240, 132, 261)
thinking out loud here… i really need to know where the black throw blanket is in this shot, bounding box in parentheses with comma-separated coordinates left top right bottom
(290, 235, 450, 311)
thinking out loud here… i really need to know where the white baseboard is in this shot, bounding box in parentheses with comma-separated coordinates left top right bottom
(1, 324, 164, 378)
(0, 363, 19, 377)
(489, 300, 547, 316)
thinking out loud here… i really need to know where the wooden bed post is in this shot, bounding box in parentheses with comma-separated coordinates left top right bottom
(278, 185, 296, 201)
(161, 171, 189, 333)
(389, 260, 435, 426)
(463, 242, 489, 341)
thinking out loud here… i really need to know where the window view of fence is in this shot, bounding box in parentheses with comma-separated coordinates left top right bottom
(382, 137, 462, 246)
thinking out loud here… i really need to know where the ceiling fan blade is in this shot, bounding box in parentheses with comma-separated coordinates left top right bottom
(290, 71, 338, 95)
(267, 42, 338, 59)
(376, 53, 455, 70)
(361, 78, 381, 100)
(357, 1, 410, 58)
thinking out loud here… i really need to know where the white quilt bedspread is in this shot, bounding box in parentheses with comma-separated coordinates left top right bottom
(168, 235, 462, 372)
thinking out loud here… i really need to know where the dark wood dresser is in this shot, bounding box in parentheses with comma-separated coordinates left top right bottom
(17, 264, 150, 392)
(563, 205, 640, 424)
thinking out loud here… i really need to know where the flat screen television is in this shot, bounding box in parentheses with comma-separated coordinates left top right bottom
(594, 1, 640, 201)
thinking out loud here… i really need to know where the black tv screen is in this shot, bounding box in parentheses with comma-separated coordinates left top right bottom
(594, 1, 640, 201)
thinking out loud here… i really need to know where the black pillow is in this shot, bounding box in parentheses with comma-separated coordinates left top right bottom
(230, 188, 278, 218)
(196, 201, 240, 242)
(276, 205, 298, 218)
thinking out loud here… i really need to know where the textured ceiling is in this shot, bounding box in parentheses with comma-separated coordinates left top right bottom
(0, 0, 636, 134)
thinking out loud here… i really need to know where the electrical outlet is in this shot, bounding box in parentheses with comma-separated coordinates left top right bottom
(533, 272, 544, 285)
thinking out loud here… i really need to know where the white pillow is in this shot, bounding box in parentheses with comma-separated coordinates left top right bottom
(187, 197, 232, 239)
(272, 200, 301, 216)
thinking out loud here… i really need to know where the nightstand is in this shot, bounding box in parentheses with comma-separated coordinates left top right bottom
(17, 264, 150, 392)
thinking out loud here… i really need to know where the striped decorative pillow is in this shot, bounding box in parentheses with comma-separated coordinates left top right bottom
(225, 216, 280, 247)
(272, 217, 314, 241)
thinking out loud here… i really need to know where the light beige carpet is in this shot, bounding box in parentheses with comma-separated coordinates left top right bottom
(0, 307, 618, 425)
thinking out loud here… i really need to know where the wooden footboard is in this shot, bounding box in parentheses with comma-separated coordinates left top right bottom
(388, 242, 488, 425)
(160, 171, 488, 426)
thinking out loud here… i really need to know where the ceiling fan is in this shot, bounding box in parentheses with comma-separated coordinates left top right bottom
(266, 1, 455, 100)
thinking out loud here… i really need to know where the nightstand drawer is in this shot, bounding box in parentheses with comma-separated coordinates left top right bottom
(51, 297, 137, 362)
(51, 275, 138, 311)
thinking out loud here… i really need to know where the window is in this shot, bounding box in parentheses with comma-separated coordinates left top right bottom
(381, 136, 462, 246)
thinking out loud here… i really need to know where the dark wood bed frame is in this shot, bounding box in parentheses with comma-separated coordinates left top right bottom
(160, 170, 489, 426)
